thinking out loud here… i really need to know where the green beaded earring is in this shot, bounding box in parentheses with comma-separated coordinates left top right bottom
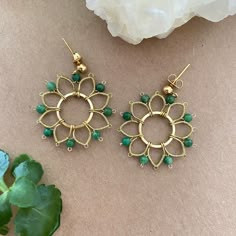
(118, 65, 196, 169)
(35, 39, 115, 151)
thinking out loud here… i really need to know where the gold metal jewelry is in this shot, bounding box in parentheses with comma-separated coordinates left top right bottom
(36, 39, 114, 151)
(119, 65, 196, 169)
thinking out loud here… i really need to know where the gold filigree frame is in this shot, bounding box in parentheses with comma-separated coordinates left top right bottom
(37, 74, 113, 151)
(119, 92, 195, 169)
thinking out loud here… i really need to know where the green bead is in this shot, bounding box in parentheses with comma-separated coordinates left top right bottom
(103, 107, 113, 117)
(46, 82, 56, 91)
(36, 104, 46, 114)
(166, 95, 175, 104)
(164, 156, 173, 165)
(72, 73, 81, 82)
(96, 83, 105, 92)
(122, 137, 131, 146)
(184, 138, 193, 147)
(66, 139, 75, 148)
(139, 155, 149, 165)
(123, 112, 132, 121)
(183, 113, 192, 122)
(141, 94, 150, 103)
(92, 130, 101, 140)
(43, 128, 53, 137)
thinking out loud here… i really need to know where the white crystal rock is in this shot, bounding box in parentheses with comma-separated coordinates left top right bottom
(86, 0, 236, 44)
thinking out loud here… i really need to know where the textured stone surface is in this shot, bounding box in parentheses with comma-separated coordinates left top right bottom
(86, 0, 236, 44)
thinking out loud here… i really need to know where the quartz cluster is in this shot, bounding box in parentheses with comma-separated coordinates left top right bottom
(86, 0, 236, 44)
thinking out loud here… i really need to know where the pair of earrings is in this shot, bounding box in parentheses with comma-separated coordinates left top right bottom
(36, 40, 196, 169)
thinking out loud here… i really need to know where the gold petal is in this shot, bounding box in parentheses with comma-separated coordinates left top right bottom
(166, 103, 186, 122)
(147, 147, 165, 168)
(41, 91, 62, 109)
(73, 125, 92, 146)
(174, 121, 193, 139)
(87, 111, 111, 130)
(53, 124, 72, 144)
(130, 101, 149, 121)
(164, 137, 186, 157)
(56, 75, 75, 97)
(119, 120, 140, 138)
(89, 92, 111, 110)
(38, 110, 60, 128)
(78, 76, 95, 97)
(128, 137, 149, 157)
(148, 92, 166, 113)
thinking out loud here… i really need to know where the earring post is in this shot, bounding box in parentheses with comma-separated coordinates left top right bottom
(173, 64, 190, 83)
(62, 38, 74, 55)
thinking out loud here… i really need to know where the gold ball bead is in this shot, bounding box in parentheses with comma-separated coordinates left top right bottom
(163, 85, 173, 94)
(77, 64, 87, 73)
(73, 52, 81, 64)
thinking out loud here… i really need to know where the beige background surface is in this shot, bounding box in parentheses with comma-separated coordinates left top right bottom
(0, 1, 236, 236)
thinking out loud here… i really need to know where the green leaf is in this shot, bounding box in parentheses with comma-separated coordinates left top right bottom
(0, 150, 9, 178)
(14, 184, 62, 236)
(11, 154, 32, 173)
(0, 179, 8, 193)
(13, 160, 44, 184)
(0, 225, 9, 235)
(0, 192, 12, 227)
(0, 150, 10, 193)
(8, 177, 39, 208)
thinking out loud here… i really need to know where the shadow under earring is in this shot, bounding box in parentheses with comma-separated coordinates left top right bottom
(35, 39, 115, 151)
(118, 65, 196, 169)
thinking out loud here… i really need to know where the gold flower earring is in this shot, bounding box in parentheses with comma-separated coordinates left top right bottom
(35, 39, 115, 151)
(118, 65, 196, 169)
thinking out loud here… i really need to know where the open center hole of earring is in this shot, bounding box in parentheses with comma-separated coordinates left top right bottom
(59, 95, 91, 126)
(141, 114, 172, 146)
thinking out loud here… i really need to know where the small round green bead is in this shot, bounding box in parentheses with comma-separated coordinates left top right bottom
(123, 112, 132, 121)
(103, 107, 113, 117)
(141, 94, 150, 103)
(46, 82, 56, 91)
(166, 95, 175, 104)
(122, 137, 131, 147)
(72, 73, 81, 82)
(184, 138, 193, 147)
(164, 156, 173, 165)
(66, 139, 75, 148)
(36, 104, 46, 114)
(139, 155, 149, 165)
(96, 83, 105, 92)
(183, 113, 193, 122)
(92, 130, 101, 140)
(43, 128, 53, 137)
